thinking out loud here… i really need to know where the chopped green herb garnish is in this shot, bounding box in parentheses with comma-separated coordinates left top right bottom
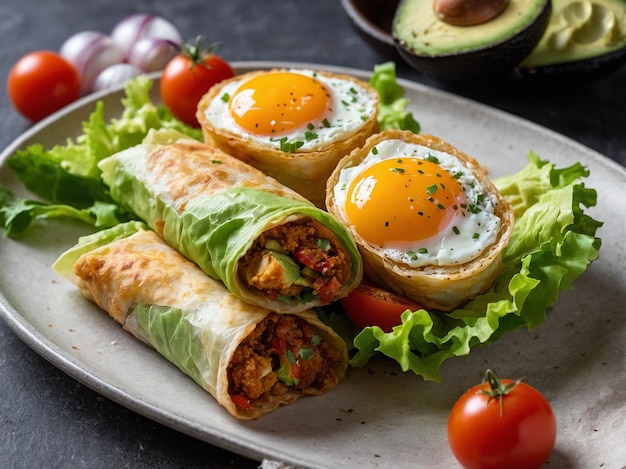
(407, 251, 418, 261)
(305, 131, 318, 141)
(453, 226, 460, 235)
(418, 248, 428, 254)
(278, 137, 304, 153)
(372, 146, 378, 155)
(426, 184, 438, 194)
(425, 154, 439, 163)
(391, 167, 405, 174)
(311, 335, 321, 346)
(469, 204, 482, 214)
(299, 348, 314, 361)
(277, 294, 292, 303)
(473, 232, 480, 239)
(220, 92, 230, 102)
(211, 160, 223, 164)
(322, 118, 331, 128)
(317, 238, 331, 251)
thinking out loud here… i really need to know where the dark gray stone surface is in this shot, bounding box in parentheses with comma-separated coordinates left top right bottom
(1, 1, 624, 468)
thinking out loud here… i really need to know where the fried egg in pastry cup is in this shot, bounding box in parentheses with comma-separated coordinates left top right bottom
(197, 68, 379, 208)
(326, 130, 514, 311)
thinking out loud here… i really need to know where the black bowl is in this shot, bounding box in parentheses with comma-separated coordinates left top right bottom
(341, 0, 399, 57)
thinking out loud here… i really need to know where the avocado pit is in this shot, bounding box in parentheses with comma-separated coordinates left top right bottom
(433, 0, 510, 27)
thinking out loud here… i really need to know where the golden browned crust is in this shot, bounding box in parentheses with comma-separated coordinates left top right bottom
(325, 129, 515, 311)
(196, 69, 380, 208)
(145, 139, 309, 208)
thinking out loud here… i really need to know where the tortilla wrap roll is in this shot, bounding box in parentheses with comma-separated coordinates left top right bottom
(98, 130, 362, 313)
(326, 130, 514, 311)
(53, 222, 348, 420)
(196, 68, 380, 208)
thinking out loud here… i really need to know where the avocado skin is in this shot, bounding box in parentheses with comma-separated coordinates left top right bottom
(517, 47, 626, 85)
(392, 0, 552, 83)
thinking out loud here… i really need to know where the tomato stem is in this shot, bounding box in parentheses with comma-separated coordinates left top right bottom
(479, 369, 524, 416)
(182, 35, 220, 69)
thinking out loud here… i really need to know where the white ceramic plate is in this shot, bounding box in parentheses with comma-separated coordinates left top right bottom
(1, 62, 625, 469)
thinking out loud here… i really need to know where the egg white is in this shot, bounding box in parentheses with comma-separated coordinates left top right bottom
(202, 69, 378, 152)
(333, 139, 502, 267)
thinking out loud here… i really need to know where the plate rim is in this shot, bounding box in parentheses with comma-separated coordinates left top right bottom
(1, 60, 625, 468)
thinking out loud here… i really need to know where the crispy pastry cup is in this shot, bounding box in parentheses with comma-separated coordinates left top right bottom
(196, 69, 380, 208)
(325, 130, 515, 311)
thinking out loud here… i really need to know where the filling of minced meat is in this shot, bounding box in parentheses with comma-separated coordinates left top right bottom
(238, 219, 352, 304)
(227, 313, 344, 410)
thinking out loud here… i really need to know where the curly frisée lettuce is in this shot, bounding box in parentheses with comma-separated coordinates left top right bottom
(348, 152, 602, 381)
(0, 75, 202, 236)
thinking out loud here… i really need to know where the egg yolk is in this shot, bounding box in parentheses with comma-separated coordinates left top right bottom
(228, 72, 332, 136)
(345, 157, 467, 248)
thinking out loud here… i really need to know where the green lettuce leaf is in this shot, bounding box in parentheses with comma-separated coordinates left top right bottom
(1, 76, 201, 235)
(348, 151, 602, 381)
(52, 220, 147, 278)
(134, 303, 208, 388)
(369, 61, 421, 133)
(0, 193, 126, 238)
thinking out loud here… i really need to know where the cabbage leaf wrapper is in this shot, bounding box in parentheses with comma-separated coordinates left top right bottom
(98, 129, 362, 314)
(53, 222, 348, 420)
(348, 152, 602, 381)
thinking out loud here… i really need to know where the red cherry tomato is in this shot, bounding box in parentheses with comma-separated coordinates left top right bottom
(340, 283, 423, 332)
(447, 369, 557, 469)
(160, 37, 235, 127)
(7, 51, 81, 122)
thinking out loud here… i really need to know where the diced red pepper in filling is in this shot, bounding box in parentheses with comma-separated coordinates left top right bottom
(291, 361, 302, 380)
(272, 337, 287, 353)
(294, 246, 330, 274)
(230, 394, 251, 409)
(319, 276, 341, 304)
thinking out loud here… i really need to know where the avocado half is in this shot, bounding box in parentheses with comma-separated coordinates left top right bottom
(517, 0, 626, 84)
(392, 0, 552, 82)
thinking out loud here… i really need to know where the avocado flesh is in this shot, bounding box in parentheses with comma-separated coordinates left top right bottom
(521, 0, 626, 67)
(267, 251, 304, 287)
(393, 0, 550, 56)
